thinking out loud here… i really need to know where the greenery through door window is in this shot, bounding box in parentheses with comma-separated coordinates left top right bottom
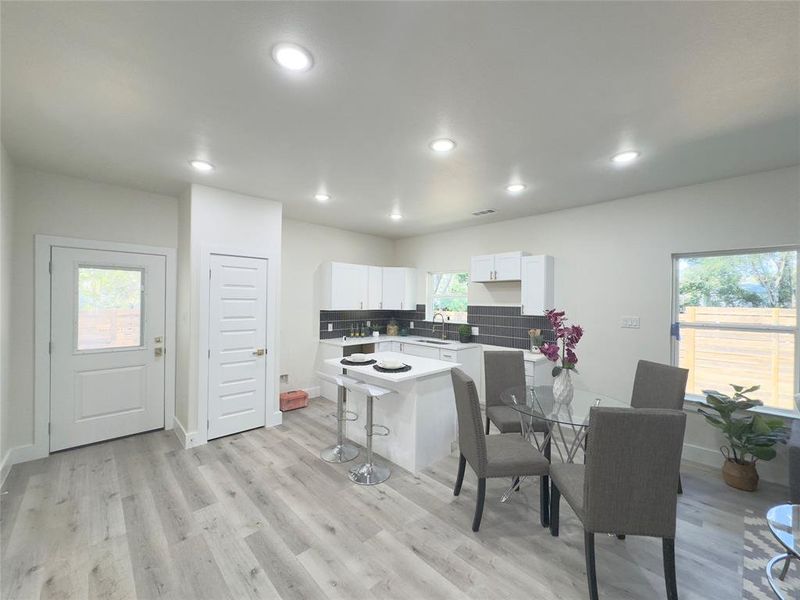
(429, 272, 469, 323)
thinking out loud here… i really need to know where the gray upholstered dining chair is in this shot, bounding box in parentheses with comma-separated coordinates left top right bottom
(631, 360, 689, 493)
(549, 407, 686, 600)
(451, 368, 550, 532)
(484, 351, 548, 435)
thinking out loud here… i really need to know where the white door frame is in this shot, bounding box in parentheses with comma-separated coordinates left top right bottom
(197, 245, 281, 446)
(33, 235, 177, 460)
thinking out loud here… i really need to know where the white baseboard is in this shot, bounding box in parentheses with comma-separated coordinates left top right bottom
(303, 385, 321, 399)
(172, 417, 203, 449)
(682, 441, 787, 485)
(0, 444, 43, 487)
(267, 410, 283, 427)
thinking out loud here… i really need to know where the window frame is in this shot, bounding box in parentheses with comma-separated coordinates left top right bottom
(670, 245, 800, 417)
(426, 271, 469, 324)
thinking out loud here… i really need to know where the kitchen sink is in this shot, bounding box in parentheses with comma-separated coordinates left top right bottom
(414, 338, 451, 345)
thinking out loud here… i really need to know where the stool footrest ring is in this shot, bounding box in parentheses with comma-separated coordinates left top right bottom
(371, 424, 390, 437)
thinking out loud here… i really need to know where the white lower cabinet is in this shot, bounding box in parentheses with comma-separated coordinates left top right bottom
(525, 358, 554, 387)
(399, 343, 440, 359)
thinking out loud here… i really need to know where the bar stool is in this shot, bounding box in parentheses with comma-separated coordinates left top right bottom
(345, 380, 392, 485)
(316, 372, 360, 463)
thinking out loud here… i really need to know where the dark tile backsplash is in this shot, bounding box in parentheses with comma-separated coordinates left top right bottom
(320, 304, 554, 350)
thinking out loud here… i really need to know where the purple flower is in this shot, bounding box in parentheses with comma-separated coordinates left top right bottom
(545, 309, 565, 330)
(565, 348, 578, 366)
(540, 342, 560, 363)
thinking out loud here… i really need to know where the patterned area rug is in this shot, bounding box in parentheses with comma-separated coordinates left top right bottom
(743, 509, 800, 599)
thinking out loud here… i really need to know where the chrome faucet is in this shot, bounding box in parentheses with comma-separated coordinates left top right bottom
(432, 312, 446, 340)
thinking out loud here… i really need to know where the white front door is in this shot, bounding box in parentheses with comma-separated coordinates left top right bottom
(207, 254, 268, 440)
(50, 247, 167, 451)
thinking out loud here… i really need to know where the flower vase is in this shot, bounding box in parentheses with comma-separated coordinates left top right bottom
(553, 369, 574, 405)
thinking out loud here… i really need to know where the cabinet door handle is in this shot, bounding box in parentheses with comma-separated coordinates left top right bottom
(379, 301, 382, 309)
(400, 301, 403, 309)
(360, 301, 363, 309)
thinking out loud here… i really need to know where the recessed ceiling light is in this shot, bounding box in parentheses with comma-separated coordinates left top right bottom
(272, 42, 314, 72)
(429, 138, 456, 153)
(314, 193, 330, 202)
(505, 183, 527, 193)
(390, 213, 403, 221)
(611, 150, 640, 164)
(189, 159, 214, 172)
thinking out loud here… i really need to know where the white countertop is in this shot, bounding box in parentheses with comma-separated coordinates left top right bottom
(319, 334, 548, 362)
(324, 352, 460, 383)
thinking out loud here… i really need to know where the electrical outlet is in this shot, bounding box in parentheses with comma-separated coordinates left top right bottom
(620, 316, 640, 329)
(472, 326, 479, 335)
(327, 323, 333, 332)
(410, 321, 415, 329)
(366, 320, 371, 327)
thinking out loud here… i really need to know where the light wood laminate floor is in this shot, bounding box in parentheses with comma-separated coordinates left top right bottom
(1, 397, 788, 600)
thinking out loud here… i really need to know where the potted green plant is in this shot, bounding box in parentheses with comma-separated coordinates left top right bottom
(458, 324, 472, 343)
(698, 384, 789, 491)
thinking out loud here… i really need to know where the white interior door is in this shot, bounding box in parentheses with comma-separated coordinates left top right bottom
(50, 247, 166, 451)
(207, 254, 268, 440)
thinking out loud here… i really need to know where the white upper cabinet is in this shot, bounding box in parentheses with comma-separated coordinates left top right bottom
(494, 252, 525, 280)
(521, 255, 554, 316)
(320, 263, 416, 311)
(470, 251, 528, 282)
(382, 267, 416, 310)
(367, 266, 383, 309)
(470, 255, 495, 282)
(321, 262, 368, 310)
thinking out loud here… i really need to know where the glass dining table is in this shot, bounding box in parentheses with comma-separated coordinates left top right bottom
(500, 384, 628, 464)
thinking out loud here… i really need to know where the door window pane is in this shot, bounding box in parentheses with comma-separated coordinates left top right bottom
(77, 267, 143, 350)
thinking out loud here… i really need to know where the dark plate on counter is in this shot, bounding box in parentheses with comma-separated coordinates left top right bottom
(373, 364, 412, 373)
(341, 358, 377, 366)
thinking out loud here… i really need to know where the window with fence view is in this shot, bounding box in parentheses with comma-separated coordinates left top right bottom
(77, 266, 144, 350)
(674, 249, 798, 411)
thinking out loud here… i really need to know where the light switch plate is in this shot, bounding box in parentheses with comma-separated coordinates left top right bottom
(410, 322, 415, 329)
(620, 316, 641, 329)
(366, 320, 371, 327)
(472, 326, 480, 335)
(327, 323, 333, 331)
(280, 374, 289, 383)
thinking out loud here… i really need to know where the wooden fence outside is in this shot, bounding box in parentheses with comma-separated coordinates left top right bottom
(78, 309, 141, 350)
(678, 306, 796, 410)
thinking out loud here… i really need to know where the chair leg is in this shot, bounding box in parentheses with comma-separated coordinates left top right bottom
(472, 478, 486, 532)
(485, 415, 491, 435)
(454, 454, 466, 496)
(663, 538, 678, 600)
(584, 530, 599, 600)
(549, 482, 560, 537)
(677, 475, 683, 495)
(539, 475, 550, 528)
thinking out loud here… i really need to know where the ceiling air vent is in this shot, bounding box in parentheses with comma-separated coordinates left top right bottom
(471, 208, 497, 217)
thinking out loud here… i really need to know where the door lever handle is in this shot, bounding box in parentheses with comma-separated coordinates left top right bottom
(252, 348, 266, 356)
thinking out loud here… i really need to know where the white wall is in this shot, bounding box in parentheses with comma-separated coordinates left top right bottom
(7, 167, 178, 455)
(396, 166, 800, 483)
(175, 184, 282, 440)
(280, 219, 395, 393)
(1, 146, 15, 470)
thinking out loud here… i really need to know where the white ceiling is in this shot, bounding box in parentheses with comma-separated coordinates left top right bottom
(2, 2, 799, 238)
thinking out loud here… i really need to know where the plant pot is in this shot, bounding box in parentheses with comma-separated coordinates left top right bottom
(459, 334, 471, 343)
(722, 458, 759, 491)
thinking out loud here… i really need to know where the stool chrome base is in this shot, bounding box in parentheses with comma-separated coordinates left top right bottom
(320, 443, 359, 463)
(349, 462, 391, 485)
